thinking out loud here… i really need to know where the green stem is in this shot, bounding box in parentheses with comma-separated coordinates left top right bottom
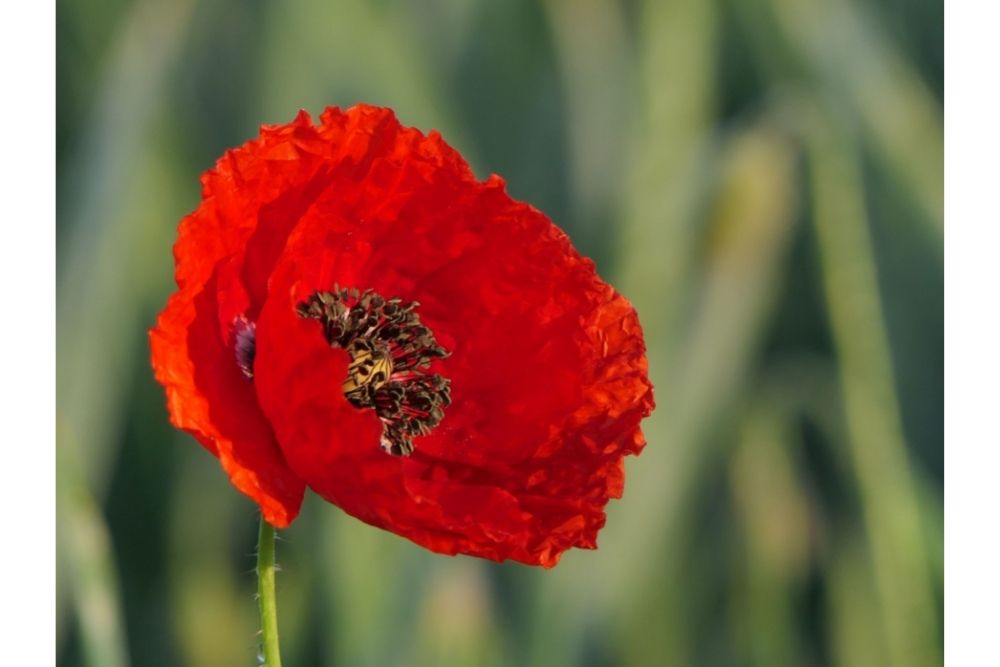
(257, 517, 283, 667)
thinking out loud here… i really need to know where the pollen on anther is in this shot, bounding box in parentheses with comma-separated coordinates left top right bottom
(297, 288, 451, 456)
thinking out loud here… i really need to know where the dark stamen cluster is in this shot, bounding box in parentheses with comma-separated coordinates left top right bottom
(297, 287, 452, 456)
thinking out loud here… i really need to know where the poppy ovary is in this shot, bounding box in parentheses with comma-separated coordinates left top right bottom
(341, 338, 394, 401)
(296, 287, 452, 456)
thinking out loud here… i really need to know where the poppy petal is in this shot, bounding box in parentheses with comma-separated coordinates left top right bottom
(152, 104, 653, 565)
(249, 106, 653, 565)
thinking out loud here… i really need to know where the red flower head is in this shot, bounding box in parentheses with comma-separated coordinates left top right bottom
(150, 104, 654, 567)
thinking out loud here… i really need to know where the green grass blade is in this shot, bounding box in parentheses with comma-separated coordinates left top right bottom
(806, 106, 938, 667)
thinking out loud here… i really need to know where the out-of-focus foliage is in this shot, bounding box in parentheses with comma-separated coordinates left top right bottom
(56, 0, 942, 664)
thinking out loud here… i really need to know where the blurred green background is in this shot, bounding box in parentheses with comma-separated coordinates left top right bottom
(56, 0, 942, 665)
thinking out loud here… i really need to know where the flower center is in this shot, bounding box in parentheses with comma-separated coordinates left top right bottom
(342, 338, 394, 401)
(297, 287, 451, 456)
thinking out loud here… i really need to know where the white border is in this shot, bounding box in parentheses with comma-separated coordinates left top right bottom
(945, 2, 1000, 664)
(0, 0, 55, 661)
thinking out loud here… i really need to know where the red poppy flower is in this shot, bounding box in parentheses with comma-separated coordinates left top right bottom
(150, 104, 654, 567)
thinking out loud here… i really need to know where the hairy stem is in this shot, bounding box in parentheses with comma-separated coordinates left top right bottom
(257, 517, 283, 667)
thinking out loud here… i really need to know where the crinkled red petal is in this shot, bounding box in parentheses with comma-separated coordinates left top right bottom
(247, 106, 653, 566)
(153, 104, 653, 562)
(150, 278, 305, 526)
(149, 115, 334, 526)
